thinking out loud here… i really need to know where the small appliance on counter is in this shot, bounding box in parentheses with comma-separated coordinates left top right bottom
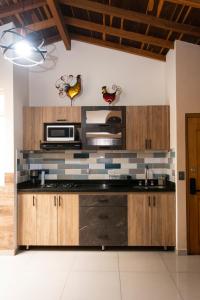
(40, 122, 82, 150)
(30, 170, 39, 185)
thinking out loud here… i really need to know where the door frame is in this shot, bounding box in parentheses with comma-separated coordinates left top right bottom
(185, 113, 200, 253)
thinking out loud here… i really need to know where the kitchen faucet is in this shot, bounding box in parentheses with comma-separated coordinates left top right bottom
(145, 165, 149, 186)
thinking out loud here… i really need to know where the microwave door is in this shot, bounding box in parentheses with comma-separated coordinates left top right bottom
(47, 125, 74, 141)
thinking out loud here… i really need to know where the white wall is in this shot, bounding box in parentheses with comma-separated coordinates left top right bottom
(29, 40, 166, 107)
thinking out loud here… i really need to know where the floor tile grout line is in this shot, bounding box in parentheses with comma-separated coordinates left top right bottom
(159, 252, 185, 300)
(59, 254, 78, 300)
(117, 252, 123, 300)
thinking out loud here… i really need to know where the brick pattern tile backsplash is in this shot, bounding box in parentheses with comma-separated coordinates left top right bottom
(17, 150, 176, 183)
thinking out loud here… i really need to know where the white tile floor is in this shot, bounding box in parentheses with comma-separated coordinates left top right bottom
(0, 250, 200, 300)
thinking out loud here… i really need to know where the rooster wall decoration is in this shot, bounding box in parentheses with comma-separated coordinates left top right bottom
(102, 84, 122, 105)
(55, 74, 81, 106)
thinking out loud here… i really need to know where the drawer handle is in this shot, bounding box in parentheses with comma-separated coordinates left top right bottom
(98, 234, 109, 240)
(98, 214, 109, 220)
(98, 199, 108, 203)
(54, 196, 57, 206)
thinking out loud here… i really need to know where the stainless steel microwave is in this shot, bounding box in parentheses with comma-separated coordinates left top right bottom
(45, 123, 75, 142)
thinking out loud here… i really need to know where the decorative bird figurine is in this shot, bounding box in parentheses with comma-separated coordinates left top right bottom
(102, 84, 122, 104)
(55, 74, 81, 106)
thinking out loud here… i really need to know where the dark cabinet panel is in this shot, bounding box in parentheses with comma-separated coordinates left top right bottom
(79, 195, 127, 207)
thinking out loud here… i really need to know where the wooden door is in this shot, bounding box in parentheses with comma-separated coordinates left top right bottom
(186, 115, 200, 254)
(148, 106, 170, 150)
(57, 194, 79, 245)
(151, 193, 175, 246)
(18, 193, 37, 246)
(128, 193, 151, 246)
(42, 106, 81, 123)
(36, 194, 58, 245)
(23, 107, 43, 150)
(126, 106, 148, 150)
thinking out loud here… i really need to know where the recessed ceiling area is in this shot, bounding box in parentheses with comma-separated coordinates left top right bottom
(0, 0, 200, 61)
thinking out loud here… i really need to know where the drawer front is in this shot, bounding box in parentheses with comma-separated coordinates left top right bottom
(79, 206, 127, 246)
(79, 195, 127, 207)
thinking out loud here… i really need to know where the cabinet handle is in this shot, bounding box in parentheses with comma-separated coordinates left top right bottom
(149, 139, 152, 149)
(145, 139, 147, 150)
(148, 196, 151, 207)
(153, 196, 156, 207)
(98, 214, 109, 220)
(33, 195, 35, 206)
(58, 196, 61, 207)
(54, 196, 57, 206)
(98, 199, 108, 203)
(98, 234, 109, 240)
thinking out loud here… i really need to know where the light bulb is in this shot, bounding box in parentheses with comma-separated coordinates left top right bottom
(14, 40, 32, 57)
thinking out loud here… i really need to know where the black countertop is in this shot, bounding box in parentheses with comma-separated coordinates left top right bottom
(17, 179, 175, 193)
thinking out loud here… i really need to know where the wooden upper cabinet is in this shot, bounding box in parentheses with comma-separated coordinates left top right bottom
(126, 106, 170, 151)
(23, 106, 81, 150)
(42, 106, 81, 123)
(57, 194, 79, 246)
(126, 106, 148, 151)
(23, 107, 43, 150)
(128, 193, 151, 246)
(148, 106, 170, 150)
(18, 193, 37, 246)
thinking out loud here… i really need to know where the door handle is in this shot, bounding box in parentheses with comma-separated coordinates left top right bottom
(58, 195, 61, 206)
(145, 139, 148, 150)
(148, 196, 151, 207)
(54, 196, 57, 206)
(153, 196, 156, 207)
(149, 139, 151, 149)
(33, 195, 35, 206)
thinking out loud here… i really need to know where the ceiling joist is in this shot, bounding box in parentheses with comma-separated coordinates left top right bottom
(165, 0, 200, 9)
(0, 0, 45, 19)
(65, 16, 174, 49)
(60, 0, 200, 38)
(47, 0, 71, 50)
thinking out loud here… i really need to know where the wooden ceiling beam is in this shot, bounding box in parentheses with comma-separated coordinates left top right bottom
(0, 0, 45, 19)
(60, 0, 200, 38)
(26, 18, 55, 31)
(71, 33, 166, 61)
(65, 16, 174, 49)
(47, 0, 71, 49)
(164, 0, 200, 9)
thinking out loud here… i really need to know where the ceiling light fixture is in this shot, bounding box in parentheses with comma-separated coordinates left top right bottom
(0, 26, 47, 67)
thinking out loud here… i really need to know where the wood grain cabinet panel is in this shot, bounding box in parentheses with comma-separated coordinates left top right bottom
(126, 106, 170, 150)
(151, 193, 175, 246)
(57, 194, 79, 246)
(18, 193, 37, 246)
(23, 107, 43, 150)
(148, 106, 170, 150)
(128, 193, 151, 246)
(128, 192, 175, 247)
(126, 106, 148, 151)
(36, 194, 58, 245)
(42, 106, 81, 123)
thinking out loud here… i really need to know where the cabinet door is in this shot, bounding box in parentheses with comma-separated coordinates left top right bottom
(128, 193, 151, 246)
(23, 107, 43, 150)
(42, 107, 81, 123)
(126, 106, 148, 150)
(57, 194, 79, 246)
(18, 193, 37, 246)
(148, 106, 170, 150)
(36, 194, 58, 245)
(151, 193, 175, 246)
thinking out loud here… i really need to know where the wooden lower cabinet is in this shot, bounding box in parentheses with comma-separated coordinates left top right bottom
(18, 193, 79, 246)
(58, 194, 79, 246)
(128, 193, 175, 246)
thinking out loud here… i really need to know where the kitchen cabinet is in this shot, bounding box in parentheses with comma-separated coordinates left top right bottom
(18, 193, 37, 246)
(36, 194, 57, 245)
(23, 106, 81, 150)
(79, 194, 127, 246)
(18, 193, 79, 246)
(126, 106, 170, 150)
(128, 192, 175, 246)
